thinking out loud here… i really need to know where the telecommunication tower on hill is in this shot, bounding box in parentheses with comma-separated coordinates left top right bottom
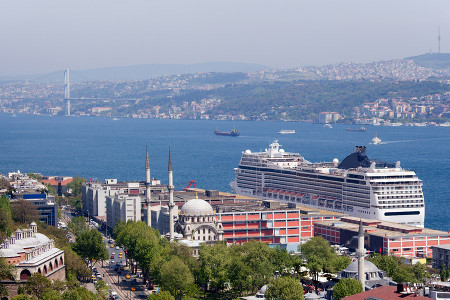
(438, 25, 441, 54)
(64, 69, 70, 116)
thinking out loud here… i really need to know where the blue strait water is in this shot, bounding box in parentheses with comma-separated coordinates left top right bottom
(0, 114, 449, 231)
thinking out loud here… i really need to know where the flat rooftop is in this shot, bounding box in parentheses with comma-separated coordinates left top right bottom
(316, 216, 450, 238)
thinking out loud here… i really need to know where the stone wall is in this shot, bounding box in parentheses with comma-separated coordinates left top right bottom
(47, 266, 66, 281)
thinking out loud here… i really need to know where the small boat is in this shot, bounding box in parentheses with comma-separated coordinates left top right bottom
(214, 128, 240, 137)
(371, 133, 382, 145)
(279, 129, 295, 134)
(323, 124, 332, 128)
(346, 126, 367, 132)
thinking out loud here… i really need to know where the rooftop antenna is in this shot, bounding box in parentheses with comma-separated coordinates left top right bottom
(438, 25, 441, 54)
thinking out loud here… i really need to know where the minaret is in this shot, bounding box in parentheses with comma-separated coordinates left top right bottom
(357, 219, 366, 290)
(168, 146, 175, 241)
(145, 145, 151, 227)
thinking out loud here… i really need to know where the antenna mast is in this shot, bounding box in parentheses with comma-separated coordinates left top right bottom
(438, 25, 441, 54)
(64, 69, 71, 116)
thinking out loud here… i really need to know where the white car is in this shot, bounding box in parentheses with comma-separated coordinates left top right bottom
(115, 246, 120, 250)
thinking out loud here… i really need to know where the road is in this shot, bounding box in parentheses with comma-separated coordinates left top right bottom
(60, 207, 149, 299)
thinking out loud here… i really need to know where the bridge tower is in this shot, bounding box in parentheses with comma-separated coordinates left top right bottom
(64, 69, 71, 116)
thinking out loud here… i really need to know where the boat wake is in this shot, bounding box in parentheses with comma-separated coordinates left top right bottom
(380, 137, 450, 144)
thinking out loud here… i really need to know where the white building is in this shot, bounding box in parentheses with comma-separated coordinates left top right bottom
(82, 179, 164, 218)
(318, 112, 341, 124)
(0, 222, 65, 281)
(106, 193, 142, 230)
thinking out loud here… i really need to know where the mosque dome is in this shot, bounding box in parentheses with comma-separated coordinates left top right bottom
(181, 198, 214, 216)
(343, 260, 380, 273)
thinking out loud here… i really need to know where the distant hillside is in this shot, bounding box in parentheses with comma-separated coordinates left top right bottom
(0, 62, 270, 82)
(406, 53, 450, 70)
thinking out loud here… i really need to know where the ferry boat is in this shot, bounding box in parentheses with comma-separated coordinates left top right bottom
(230, 141, 424, 227)
(279, 129, 295, 134)
(371, 133, 382, 145)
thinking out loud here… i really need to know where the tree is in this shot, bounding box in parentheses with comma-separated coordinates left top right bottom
(148, 290, 175, 300)
(61, 286, 99, 300)
(228, 259, 251, 297)
(0, 177, 10, 190)
(95, 280, 110, 299)
(0, 284, 9, 299)
(11, 295, 33, 300)
(333, 278, 363, 300)
(66, 177, 85, 197)
(198, 242, 230, 293)
(27, 173, 42, 181)
(63, 246, 91, 281)
(331, 255, 352, 273)
(0, 256, 16, 280)
(72, 229, 109, 265)
(39, 289, 63, 300)
(392, 266, 416, 283)
(412, 262, 429, 283)
(265, 276, 304, 300)
(10, 199, 39, 224)
(52, 280, 67, 293)
(67, 216, 88, 237)
(300, 237, 343, 282)
(159, 256, 194, 299)
(300, 236, 336, 269)
(440, 263, 449, 282)
(368, 254, 400, 278)
(25, 273, 52, 298)
(239, 241, 277, 293)
(0, 194, 12, 239)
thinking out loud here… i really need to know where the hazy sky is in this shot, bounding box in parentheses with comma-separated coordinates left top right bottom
(1, 0, 449, 75)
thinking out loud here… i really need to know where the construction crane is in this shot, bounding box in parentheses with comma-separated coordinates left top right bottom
(185, 179, 197, 189)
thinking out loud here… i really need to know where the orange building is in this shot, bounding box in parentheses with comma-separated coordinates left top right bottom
(216, 200, 342, 251)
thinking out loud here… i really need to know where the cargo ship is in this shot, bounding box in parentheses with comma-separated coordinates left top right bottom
(230, 140, 424, 227)
(346, 126, 367, 132)
(214, 128, 240, 137)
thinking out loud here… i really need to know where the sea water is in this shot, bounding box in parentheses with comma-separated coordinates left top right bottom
(0, 114, 448, 231)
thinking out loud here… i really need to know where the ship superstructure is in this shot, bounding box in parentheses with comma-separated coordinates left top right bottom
(230, 141, 424, 227)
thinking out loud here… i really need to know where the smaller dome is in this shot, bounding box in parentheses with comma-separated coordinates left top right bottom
(30, 222, 37, 226)
(181, 199, 214, 216)
(258, 285, 268, 295)
(343, 260, 380, 273)
(15, 229, 22, 233)
(305, 293, 321, 299)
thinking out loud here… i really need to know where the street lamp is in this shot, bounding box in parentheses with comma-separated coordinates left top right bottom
(274, 270, 280, 300)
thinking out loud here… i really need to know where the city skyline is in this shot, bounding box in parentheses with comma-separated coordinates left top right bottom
(0, 0, 449, 76)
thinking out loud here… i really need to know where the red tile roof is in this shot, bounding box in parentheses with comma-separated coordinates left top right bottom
(343, 285, 431, 300)
(41, 178, 73, 186)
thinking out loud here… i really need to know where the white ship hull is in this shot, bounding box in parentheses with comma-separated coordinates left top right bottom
(231, 141, 425, 227)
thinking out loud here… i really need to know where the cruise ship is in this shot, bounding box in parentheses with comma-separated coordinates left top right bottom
(230, 141, 424, 227)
